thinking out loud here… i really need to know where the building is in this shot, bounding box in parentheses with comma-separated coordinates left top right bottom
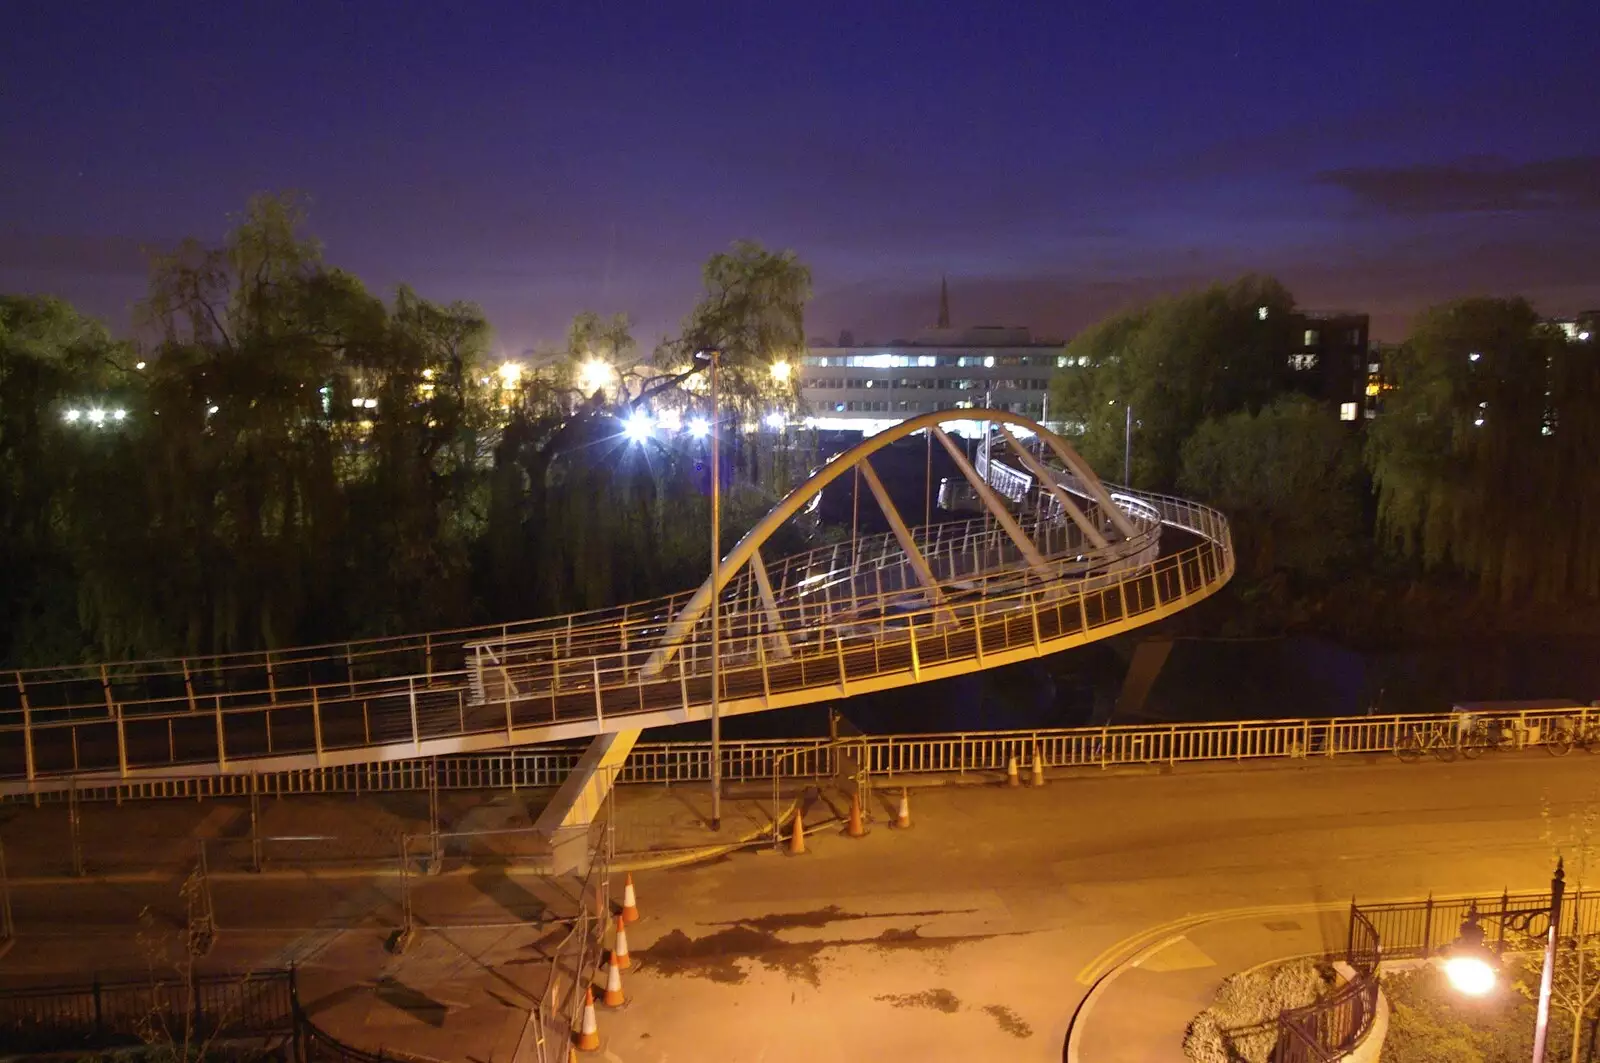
(799, 281, 1066, 437)
(1284, 311, 1371, 421)
(1551, 311, 1597, 343)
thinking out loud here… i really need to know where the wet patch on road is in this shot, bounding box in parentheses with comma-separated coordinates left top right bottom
(982, 1003, 1033, 1038)
(875, 988, 961, 1013)
(637, 922, 1019, 987)
(713, 904, 977, 934)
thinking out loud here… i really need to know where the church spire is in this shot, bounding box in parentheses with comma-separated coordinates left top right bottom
(938, 275, 950, 328)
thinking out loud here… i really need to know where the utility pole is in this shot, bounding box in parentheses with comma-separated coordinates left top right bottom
(1123, 403, 1133, 485)
(708, 350, 722, 832)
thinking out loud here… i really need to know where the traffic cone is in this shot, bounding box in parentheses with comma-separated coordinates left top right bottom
(1031, 747, 1046, 788)
(602, 952, 626, 1007)
(846, 791, 866, 838)
(1006, 754, 1021, 787)
(789, 805, 806, 855)
(575, 986, 600, 1052)
(621, 873, 640, 924)
(613, 915, 631, 970)
(894, 787, 912, 829)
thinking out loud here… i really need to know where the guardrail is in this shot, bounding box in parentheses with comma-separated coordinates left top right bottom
(9, 703, 1597, 806)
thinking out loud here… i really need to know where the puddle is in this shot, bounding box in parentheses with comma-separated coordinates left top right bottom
(875, 988, 961, 1013)
(714, 904, 976, 933)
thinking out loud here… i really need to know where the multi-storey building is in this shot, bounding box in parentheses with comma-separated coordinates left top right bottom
(1284, 311, 1371, 421)
(799, 283, 1065, 437)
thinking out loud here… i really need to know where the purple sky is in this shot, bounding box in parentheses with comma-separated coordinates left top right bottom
(3, 2, 1598, 351)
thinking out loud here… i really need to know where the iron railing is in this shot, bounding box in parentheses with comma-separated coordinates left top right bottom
(0, 452, 1226, 792)
(6, 702, 1598, 807)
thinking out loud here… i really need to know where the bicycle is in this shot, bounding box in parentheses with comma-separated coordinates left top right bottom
(1394, 723, 1459, 763)
(1460, 716, 1520, 760)
(1545, 717, 1600, 757)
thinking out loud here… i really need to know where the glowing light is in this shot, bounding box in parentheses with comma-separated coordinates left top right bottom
(1444, 955, 1496, 996)
(770, 360, 791, 382)
(624, 410, 653, 443)
(1581, 331, 1592, 342)
(422, 368, 435, 380)
(62, 409, 81, 423)
(688, 417, 710, 439)
(1469, 352, 1481, 362)
(1257, 306, 1269, 320)
(764, 411, 786, 430)
(363, 398, 377, 410)
(87, 408, 106, 425)
(351, 398, 364, 408)
(208, 405, 219, 415)
(134, 361, 147, 371)
(579, 359, 614, 394)
(112, 409, 127, 421)
(497, 361, 523, 388)
(657, 409, 682, 432)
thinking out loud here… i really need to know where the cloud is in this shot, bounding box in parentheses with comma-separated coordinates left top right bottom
(1319, 156, 1600, 215)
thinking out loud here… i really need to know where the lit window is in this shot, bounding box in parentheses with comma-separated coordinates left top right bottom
(1469, 352, 1481, 362)
(1304, 329, 1319, 347)
(1258, 307, 1269, 320)
(1339, 402, 1358, 421)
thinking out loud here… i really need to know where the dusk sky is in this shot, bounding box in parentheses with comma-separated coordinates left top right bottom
(3, 2, 1598, 352)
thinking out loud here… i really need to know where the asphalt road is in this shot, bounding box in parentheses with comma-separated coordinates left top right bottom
(3, 749, 1591, 1061)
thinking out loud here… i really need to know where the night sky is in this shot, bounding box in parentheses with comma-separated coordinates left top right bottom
(3, 2, 1597, 351)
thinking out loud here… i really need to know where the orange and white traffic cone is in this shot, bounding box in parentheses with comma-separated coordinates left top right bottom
(613, 915, 632, 970)
(575, 986, 600, 1052)
(789, 805, 806, 855)
(602, 952, 626, 1007)
(1006, 754, 1021, 788)
(894, 787, 912, 829)
(621, 872, 640, 924)
(1031, 747, 1046, 788)
(846, 791, 866, 838)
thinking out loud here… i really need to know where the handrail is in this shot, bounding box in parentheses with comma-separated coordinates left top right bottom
(0, 411, 1233, 791)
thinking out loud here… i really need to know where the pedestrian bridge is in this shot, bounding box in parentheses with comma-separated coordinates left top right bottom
(0, 410, 1233, 796)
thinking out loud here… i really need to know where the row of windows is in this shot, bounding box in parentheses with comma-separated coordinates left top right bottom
(1302, 328, 1365, 348)
(826, 399, 1048, 415)
(805, 353, 1062, 369)
(807, 377, 1051, 392)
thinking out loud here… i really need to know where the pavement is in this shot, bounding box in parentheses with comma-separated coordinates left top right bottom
(1, 749, 1594, 1061)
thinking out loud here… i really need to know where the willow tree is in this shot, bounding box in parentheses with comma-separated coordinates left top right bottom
(1367, 297, 1600, 602)
(1050, 275, 1297, 489)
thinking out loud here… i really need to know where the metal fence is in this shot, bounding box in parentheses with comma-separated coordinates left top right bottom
(1272, 887, 1600, 1061)
(8, 701, 1598, 808)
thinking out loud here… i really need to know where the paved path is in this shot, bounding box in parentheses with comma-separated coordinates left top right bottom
(0, 749, 1591, 1060)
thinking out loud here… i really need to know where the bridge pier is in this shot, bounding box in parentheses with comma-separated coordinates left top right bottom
(535, 729, 640, 874)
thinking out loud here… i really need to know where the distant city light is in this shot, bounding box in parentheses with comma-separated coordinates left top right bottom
(657, 409, 682, 432)
(624, 409, 653, 443)
(351, 398, 363, 408)
(363, 398, 377, 409)
(497, 361, 523, 388)
(134, 361, 147, 371)
(87, 408, 106, 425)
(770, 360, 791, 382)
(422, 368, 435, 380)
(764, 411, 786, 430)
(208, 405, 220, 415)
(580, 359, 614, 394)
(1581, 332, 1592, 342)
(62, 409, 81, 423)
(112, 409, 127, 421)
(1257, 307, 1269, 320)
(1469, 352, 1481, 362)
(688, 416, 710, 439)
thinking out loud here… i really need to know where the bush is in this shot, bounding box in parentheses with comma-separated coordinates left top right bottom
(1381, 960, 1551, 1063)
(1183, 957, 1333, 1063)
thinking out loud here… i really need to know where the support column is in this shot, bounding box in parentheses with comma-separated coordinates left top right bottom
(534, 730, 642, 874)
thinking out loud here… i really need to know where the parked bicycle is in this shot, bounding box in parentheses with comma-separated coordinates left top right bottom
(1393, 723, 1459, 763)
(1460, 716, 1522, 759)
(1546, 717, 1600, 756)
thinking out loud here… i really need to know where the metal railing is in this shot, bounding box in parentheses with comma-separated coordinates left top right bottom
(1273, 887, 1600, 1061)
(0, 469, 1229, 791)
(8, 702, 1600, 808)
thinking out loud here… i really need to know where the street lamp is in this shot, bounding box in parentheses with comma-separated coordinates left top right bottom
(579, 358, 613, 395)
(769, 360, 791, 383)
(1445, 859, 1565, 1063)
(623, 409, 653, 443)
(694, 349, 724, 832)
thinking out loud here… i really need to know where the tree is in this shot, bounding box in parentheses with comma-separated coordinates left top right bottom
(1179, 396, 1363, 579)
(1367, 297, 1599, 603)
(1051, 275, 1297, 489)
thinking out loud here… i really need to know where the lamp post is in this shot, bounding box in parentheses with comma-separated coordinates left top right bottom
(1444, 858, 1566, 1063)
(707, 349, 722, 832)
